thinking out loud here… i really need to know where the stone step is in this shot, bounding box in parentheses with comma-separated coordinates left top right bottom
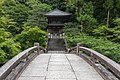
(47, 38, 66, 51)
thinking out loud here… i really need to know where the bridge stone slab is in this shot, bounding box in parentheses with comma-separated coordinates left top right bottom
(18, 77, 45, 80)
(49, 61, 70, 65)
(20, 68, 47, 77)
(46, 71, 76, 79)
(66, 54, 104, 80)
(48, 65, 72, 71)
(46, 79, 76, 80)
(17, 51, 104, 80)
(50, 58, 68, 62)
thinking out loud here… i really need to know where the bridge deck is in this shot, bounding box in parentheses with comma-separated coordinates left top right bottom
(18, 51, 104, 80)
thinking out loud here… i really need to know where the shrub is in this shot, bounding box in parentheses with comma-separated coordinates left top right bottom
(0, 49, 7, 65)
(65, 29, 120, 63)
(16, 26, 47, 50)
(0, 28, 21, 65)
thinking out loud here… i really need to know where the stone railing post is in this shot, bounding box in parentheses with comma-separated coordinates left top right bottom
(34, 43, 40, 54)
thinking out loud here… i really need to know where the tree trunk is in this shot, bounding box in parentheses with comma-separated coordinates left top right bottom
(107, 10, 110, 27)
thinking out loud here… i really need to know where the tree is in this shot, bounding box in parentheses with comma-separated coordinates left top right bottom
(111, 18, 120, 42)
(76, 0, 84, 17)
(0, 0, 4, 16)
(104, 0, 114, 27)
(4, 0, 30, 34)
(77, 1, 96, 34)
(43, 0, 66, 10)
(24, 0, 52, 29)
(116, 0, 120, 9)
(0, 0, 16, 35)
(66, 0, 76, 12)
(16, 26, 46, 50)
(15, 0, 28, 4)
(0, 28, 21, 65)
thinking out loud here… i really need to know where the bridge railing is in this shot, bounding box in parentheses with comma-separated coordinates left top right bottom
(68, 43, 120, 80)
(0, 43, 46, 80)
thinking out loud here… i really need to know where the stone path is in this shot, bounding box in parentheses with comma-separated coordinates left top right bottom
(18, 51, 104, 80)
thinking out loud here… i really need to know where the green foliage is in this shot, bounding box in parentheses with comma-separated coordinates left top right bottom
(80, 1, 94, 15)
(64, 22, 81, 36)
(92, 25, 113, 38)
(76, 1, 97, 34)
(0, 28, 12, 42)
(111, 18, 120, 42)
(93, 25, 107, 36)
(43, 0, 66, 10)
(116, 0, 120, 9)
(92, 19, 120, 43)
(24, 1, 52, 29)
(0, 49, 7, 65)
(0, 40, 21, 65)
(0, 0, 17, 35)
(0, 28, 21, 65)
(0, 0, 4, 16)
(16, 26, 47, 50)
(0, 39, 21, 59)
(66, 0, 76, 12)
(0, 0, 120, 66)
(65, 29, 120, 63)
(114, 18, 120, 25)
(0, 15, 16, 34)
(77, 14, 96, 33)
(104, 0, 113, 10)
(4, 0, 30, 34)
(104, 0, 114, 27)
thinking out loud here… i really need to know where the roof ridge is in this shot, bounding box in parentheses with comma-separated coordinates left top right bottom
(45, 9, 71, 16)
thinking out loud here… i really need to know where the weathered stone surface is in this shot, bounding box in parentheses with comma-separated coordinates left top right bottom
(48, 65, 72, 71)
(46, 79, 76, 80)
(72, 66, 95, 72)
(18, 51, 104, 80)
(76, 72, 104, 80)
(50, 58, 68, 62)
(18, 77, 45, 80)
(20, 68, 47, 77)
(46, 71, 76, 79)
(49, 62, 69, 65)
(34, 54, 50, 61)
(66, 54, 104, 80)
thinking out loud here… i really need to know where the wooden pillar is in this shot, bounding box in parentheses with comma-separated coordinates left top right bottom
(34, 43, 40, 54)
(34, 43, 39, 46)
(76, 43, 82, 55)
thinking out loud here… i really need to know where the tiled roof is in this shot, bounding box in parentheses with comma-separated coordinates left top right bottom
(45, 9, 71, 16)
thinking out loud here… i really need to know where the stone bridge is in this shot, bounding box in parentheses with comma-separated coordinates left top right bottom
(0, 43, 120, 80)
